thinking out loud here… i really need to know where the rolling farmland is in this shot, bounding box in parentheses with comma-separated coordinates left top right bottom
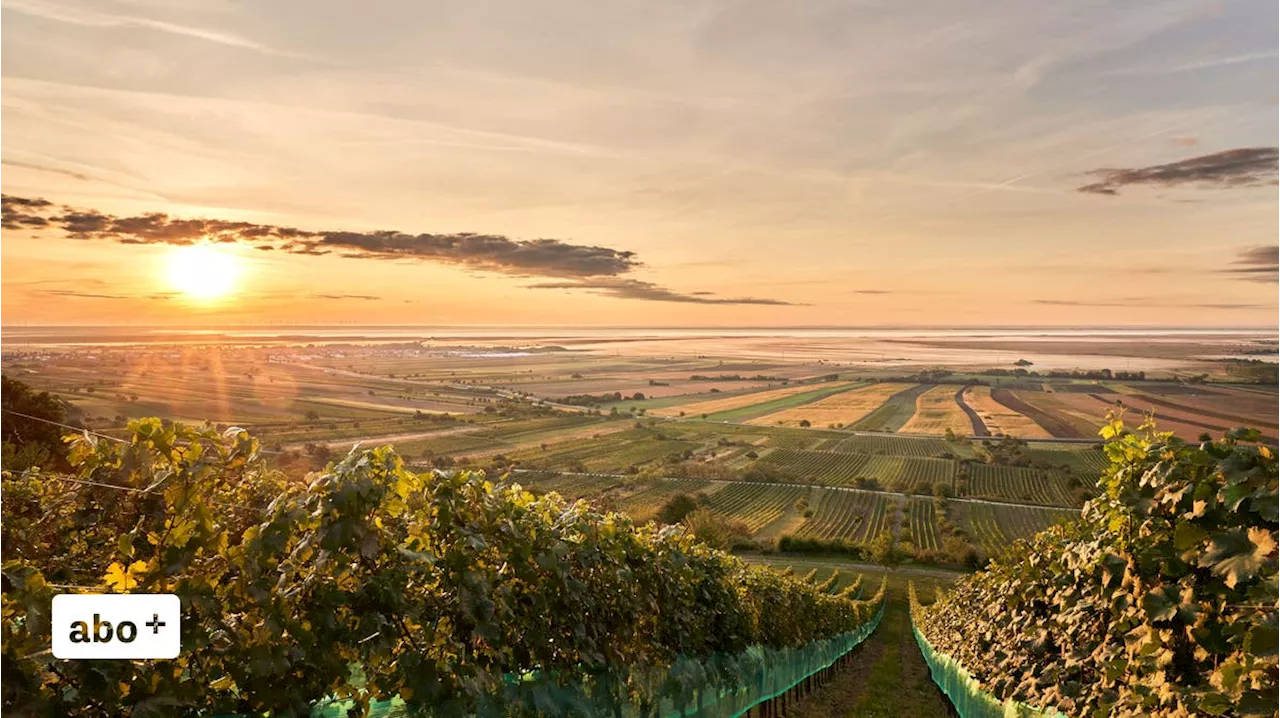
(794, 488, 892, 542)
(706, 483, 808, 533)
(813, 434, 954, 458)
(906, 497, 940, 552)
(955, 502, 1078, 558)
(897, 457, 956, 493)
(992, 389, 1095, 438)
(756, 449, 873, 484)
(899, 385, 974, 436)
(650, 380, 856, 419)
(852, 383, 932, 432)
(963, 385, 1052, 439)
(964, 463, 1079, 506)
(745, 382, 912, 428)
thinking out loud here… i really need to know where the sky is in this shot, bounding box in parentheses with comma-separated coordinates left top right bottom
(1, 0, 1277, 327)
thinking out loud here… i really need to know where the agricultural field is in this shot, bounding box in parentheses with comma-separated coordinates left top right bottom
(703, 381, 865, 423)
(1113, 384, 1279, 431)
(745, 382, 911, 428)
(952, 502, 1079, 558)
(898, 385, 974, 436)
(706, 483, 809, 533)
(905, 497, 940, 552)
(506, 427, 699, 472)
(650, 380, 856, 419)
(613, 479, 720, 522)
(896, 457, 956, 494)
(962, 385, 1052, 439)
(963, 463, 1080, 507)
(794, 488, 893, 542)
(992, 389, 1097, 438)
(851, 383, 932, 432)
(812, 434, 958, 458)
(1022, 444, 1110, 474)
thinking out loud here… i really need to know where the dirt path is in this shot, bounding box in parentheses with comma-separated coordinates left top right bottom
(953, 386, 989, 437)
(790, 597, 955, 718)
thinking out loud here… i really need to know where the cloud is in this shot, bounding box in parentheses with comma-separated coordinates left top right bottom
(2, 160, 92, 182)
(1033, 298, 1272, 309)
(1, 194, 639, 278)
(2, 195, 797, 305)
(526, 278, 801, 305)
(3, 0, 298, 58)
(1077, 148, 1279, 195)
(309, 293, 382, 300)
(852, 289, 893, 294)
(40, 289, 131, 300)
(1221, 245, 1279, 284)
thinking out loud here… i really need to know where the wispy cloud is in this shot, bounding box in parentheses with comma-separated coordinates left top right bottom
(309, 293, 382, 301)
(2, 0, 298, 58)
(526, 278, 801, 305)
(1077, 148, 1278, 195)
(1033, 298, 1272, 309)
(1220, 245, 1279, 284)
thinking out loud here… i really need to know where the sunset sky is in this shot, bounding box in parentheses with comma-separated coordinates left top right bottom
(2, 0, 1277, 326)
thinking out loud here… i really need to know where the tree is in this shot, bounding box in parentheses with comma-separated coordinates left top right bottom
(658, 493, 700, 524)
(868, 532, 904, 568)
(304, 409, 320, 421)
(798, 419, 811, 428)
(1, 376, 72, 471)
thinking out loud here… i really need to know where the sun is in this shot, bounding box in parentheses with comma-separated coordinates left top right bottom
(165, 243, 241, 301)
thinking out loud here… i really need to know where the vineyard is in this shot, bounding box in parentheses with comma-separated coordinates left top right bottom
(905, 497, 939, 552)
(707, 483, 809, 533)
(953, 502, 1079, 557)
(812, 434, 953, 458)
(896, 457, 956, 493)
(1, 420, 888, 716)
(508, 428, 698, 471)
(793, 489, 892, 542)
(912, 424, 1278, 716)
(964, 463, 1079, 506)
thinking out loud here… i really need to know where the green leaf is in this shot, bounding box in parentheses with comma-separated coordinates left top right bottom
(1199, 528, 1276, 589)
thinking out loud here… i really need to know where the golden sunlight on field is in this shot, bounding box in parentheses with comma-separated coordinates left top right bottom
(899, 385, 972, 436)
(165, 244, 242, 301)
(746, 382, 912, 428)
(963, 386, 1052, 439)
(650, 381, 856, 418)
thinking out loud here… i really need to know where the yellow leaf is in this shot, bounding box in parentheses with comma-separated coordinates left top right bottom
(103, 560, 148, 592)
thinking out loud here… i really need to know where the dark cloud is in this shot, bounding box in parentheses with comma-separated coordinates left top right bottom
(1077, 147, 1278, 195)
(1, 195, 638, 278)
(1221, 245, 1279, 283)
(310, 293, 382, 300)
(527, 278, 802, 305)
(3, 194, 797, 306)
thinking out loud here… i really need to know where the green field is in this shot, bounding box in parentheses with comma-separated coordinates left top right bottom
(851, 383, 933, 431)
(705, 381, 868, 422)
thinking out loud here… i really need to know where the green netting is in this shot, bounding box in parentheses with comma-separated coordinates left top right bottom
(910, 622, 1068, 718)
(295, 602, 884, 718)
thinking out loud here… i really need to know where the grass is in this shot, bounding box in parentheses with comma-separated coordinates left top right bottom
(852, 384, 932, 432)
(704, 382, 866, 423)
(789, 585, 955, 718)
